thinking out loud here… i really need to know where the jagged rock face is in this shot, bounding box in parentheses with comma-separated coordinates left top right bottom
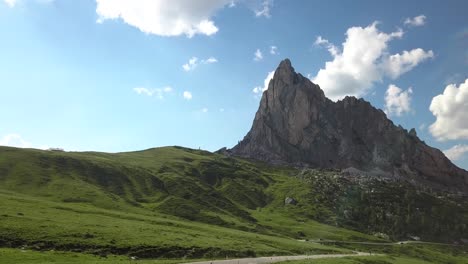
(231, 59, 468, 192)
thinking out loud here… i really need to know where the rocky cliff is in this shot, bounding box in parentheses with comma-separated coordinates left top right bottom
(230, 59, 468, 192)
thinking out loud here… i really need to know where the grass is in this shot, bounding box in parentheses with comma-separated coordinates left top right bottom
(0, 248, 129, 264)
(0, 190, 344, 258)
(0, 248, 204, 264)
(1, 146, 467, 263)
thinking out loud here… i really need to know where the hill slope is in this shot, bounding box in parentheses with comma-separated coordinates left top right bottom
(1, 145, 468, 260)
(0, 145, 372, 258)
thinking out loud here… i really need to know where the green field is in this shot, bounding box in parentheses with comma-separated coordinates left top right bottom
(1, 146, 467, 263)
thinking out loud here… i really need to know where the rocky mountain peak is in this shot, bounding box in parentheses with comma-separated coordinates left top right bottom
(231, 59, 468, 192)
(274, 58, 295, 82)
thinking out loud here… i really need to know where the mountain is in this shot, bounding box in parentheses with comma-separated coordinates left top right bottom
(230, 59, 468, 193)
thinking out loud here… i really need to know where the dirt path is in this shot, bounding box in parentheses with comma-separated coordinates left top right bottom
(308, 239, 454, 246)
(182, 252, 376, 264)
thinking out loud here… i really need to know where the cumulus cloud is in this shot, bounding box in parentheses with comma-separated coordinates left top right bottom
(95, 0, 233, 37)
(314, 36, 339, 57)
(3, 0, 62, 7)
(312, 22, 433, 101)
(182, 56, 217, 71)
(133, 86, 173, 99)
(254, 49, 263, 61)
(429, 79, 468, 141)
(133, 87, 154, 96)
(382, 48, 434, 79)
(254, 0, 272, 18)
(384, 84, 413, 116)
(0, 134, 50, 150)
(204, 57, 218, 64)
(444, 144, 468, 161)
(252, 70, 274, 96)
(270, 45, 278, 55)
(3, 0, 17, 7)
(183, 57, 199, 71)
(404, 15, 426, 27)
(0, 134, 31, 148)
(95, 0, 274, 37)
(183, 91, 193, 100)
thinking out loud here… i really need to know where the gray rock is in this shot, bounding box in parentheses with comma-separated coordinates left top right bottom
(231, 59, 468, 192)
(285, 197, 298, 205)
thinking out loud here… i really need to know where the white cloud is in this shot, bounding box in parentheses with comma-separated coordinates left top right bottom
(133, 87, 154, 96)
(202, 107, 208, 113)
(252, 70, 274, 95)
(254, 49, 263, 61)
(0, 134, 50, 150)
(254, 0, 272, 18)
(0, 134, 31, 148)
(3, 0, 58, 7)
(3, 0, 17, 7)
(183, 91, 193, 100)
(404, 15, 426, 27)
(384, 84, 413, 116)
(270, 46, 278, 55)
(182, 56, 217, 71)
(204, 57, 218, 64)
(312, 22, 432, 101)
(382, 48, 434, 79)
(429, 79, 468, 141)
(444, 144, 468, 161)
(254, 45, 277, 60)
(133, 86, 173, 99)
(95, 0, 233, 37)
(314, 36, 328, 45)
(183, 57, 199, 71)
(314, 36, 339, 57)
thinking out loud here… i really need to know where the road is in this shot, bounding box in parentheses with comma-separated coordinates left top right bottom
(182, 252, 376, 264)
(307, 239, 456, 246)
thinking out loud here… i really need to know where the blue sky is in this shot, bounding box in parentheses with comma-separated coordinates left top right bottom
(1, 0, 467, 168)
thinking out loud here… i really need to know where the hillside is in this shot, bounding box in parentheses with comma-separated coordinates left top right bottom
(0, 146, 371, 258)
(1, 145, 468, 262)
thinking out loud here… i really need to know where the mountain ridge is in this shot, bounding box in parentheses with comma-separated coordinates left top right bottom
(230, 59, 468, 193)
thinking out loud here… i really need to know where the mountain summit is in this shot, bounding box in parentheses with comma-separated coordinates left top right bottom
(231, 59, 468, 192)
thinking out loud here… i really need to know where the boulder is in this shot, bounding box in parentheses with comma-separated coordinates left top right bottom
(284, 197, 298, 205)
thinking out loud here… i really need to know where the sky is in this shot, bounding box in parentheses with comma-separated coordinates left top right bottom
(0, 0, 467, 168)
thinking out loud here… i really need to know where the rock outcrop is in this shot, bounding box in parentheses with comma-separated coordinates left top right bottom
(230, 59, 468, 192)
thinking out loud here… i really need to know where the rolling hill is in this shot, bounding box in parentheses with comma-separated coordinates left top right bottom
(1, 145, 468, 263)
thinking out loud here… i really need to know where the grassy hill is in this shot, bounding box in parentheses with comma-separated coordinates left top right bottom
(0, 146, 467, 262)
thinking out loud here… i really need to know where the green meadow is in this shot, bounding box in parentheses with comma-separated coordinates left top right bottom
(1, 146, 467, 263)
